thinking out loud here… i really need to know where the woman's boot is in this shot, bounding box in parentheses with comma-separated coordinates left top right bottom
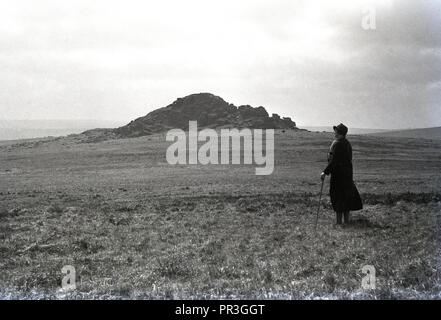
(336, 212, 343, 225)
(343, 211, 350, 224)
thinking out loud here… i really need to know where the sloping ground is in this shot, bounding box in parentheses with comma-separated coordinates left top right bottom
(368, 127, 441, 140)
(0, 119, 125, 141)
(0, 131, 440, 299)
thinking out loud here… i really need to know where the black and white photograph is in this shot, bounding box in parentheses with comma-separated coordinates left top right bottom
(0, 0, 440, 305)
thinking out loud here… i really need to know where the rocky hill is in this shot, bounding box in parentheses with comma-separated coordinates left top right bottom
(113, 93, 297, 138)
(78, 93, 298, 142)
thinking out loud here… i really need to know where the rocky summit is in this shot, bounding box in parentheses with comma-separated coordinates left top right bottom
(113, 93, 297, 138)
(79, 93, 298, 142)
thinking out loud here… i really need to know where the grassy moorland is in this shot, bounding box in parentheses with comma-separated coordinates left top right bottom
(0, 130, 440, 299)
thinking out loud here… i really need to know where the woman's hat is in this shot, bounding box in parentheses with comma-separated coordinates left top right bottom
(333, 123, 348, 135)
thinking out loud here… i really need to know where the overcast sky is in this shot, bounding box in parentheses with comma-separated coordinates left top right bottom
(0, 0, 440, 129)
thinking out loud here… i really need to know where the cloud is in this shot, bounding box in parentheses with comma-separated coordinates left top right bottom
(0, 0, 439, 128)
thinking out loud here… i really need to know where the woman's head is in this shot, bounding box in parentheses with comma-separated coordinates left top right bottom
(333, 123, 348, 139)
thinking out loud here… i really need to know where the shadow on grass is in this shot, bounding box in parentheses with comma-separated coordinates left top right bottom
(347, 217, 390, 230)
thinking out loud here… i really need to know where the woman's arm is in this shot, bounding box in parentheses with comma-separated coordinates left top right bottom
(323, 141, 342, 175)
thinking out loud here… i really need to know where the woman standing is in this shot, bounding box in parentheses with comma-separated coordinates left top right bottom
(321, 123, 363, 225)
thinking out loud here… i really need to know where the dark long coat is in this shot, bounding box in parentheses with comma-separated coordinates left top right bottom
(323, 138, 362, 212)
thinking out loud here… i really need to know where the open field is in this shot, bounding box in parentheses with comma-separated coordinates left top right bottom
(1, 130, 441, 299)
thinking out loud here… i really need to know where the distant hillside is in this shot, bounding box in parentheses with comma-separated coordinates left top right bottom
(300, 126, 391, 135)
(368, 127, 441, 140)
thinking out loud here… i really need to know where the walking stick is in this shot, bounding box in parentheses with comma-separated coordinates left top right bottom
(314, 177, 325, 230)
